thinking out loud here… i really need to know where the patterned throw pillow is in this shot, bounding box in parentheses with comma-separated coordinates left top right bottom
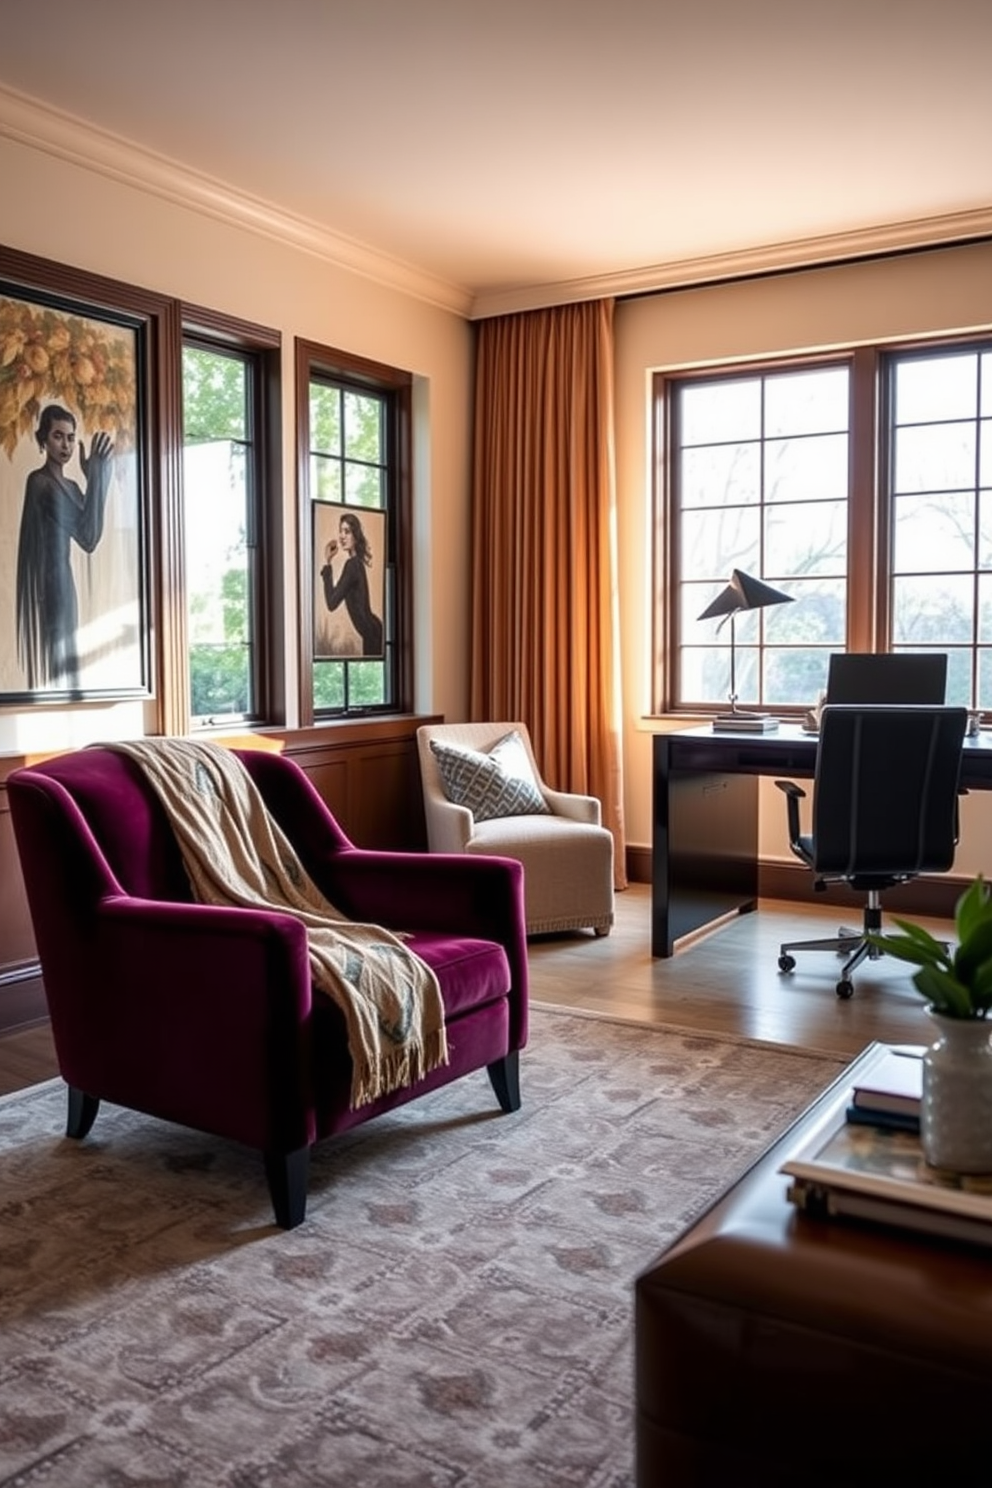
(429, 731, 550, 821)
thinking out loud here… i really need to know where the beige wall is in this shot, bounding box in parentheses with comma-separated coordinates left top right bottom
(615, 243, 992, 875)
(6, 130, 989, 878)
(0, 132, 474, 755)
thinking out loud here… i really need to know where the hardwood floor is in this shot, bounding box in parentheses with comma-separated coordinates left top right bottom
(0, 1019, 58, 1096)
(0, 885, 948, 1095)
(528, 884, 944, 1060)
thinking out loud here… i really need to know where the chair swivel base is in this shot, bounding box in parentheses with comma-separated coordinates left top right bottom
(778, 935, 883, 999)
(778, 897, 885, 999)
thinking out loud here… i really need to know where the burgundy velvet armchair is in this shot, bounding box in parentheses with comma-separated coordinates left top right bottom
(7, 745, 529, 1228)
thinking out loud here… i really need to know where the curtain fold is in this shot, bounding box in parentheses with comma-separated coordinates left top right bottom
(470, 298, 627, 889)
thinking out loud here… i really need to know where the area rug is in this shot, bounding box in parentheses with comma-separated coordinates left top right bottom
(0, 1010, 845, 1487)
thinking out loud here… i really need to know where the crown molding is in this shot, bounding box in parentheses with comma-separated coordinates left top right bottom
(469, 205, 992, 320)
(4, 82, 991, 329)
(0, 84, 473, 318)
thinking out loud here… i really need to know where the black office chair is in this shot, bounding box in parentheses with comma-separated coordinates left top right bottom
(775, 704, 968, 999)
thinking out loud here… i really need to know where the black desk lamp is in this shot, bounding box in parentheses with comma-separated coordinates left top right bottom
(698, 569, 793, 729)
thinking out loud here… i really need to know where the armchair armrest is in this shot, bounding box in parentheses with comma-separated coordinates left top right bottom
(313, 847, 524, 943)
(309, 848, 529, 1044)
(422, 794, 475, 852)
(72, 897, 316, 1151)
(543, 787, 601, 825)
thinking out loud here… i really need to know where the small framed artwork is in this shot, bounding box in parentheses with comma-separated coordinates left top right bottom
(0, 280, 152, 702)
(312, 501, 386, 660)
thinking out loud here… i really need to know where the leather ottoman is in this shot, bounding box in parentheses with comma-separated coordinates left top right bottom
(635, 1046, 992, 1487)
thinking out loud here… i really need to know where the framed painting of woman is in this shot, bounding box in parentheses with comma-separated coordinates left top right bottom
(312, 500, 386, 660)
(0, 280, 151, 702)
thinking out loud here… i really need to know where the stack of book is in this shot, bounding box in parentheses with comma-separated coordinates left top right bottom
(845, 1046, 922, 1133)
(710, 713, 780, 733)
(781, 1046, 992, 1249)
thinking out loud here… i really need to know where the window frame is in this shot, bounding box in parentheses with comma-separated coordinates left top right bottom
(179, 304, 283, 731)
(651, 337, 992, 717)
(295, 337, 413, 726)
(878, 338, 992, 709)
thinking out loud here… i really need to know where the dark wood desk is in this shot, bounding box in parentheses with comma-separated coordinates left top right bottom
(651, 723, 992, 957)
(635, 1041, 992, 1485)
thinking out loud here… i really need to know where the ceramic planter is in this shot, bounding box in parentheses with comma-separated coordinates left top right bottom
(922, 1008, 992, 1174)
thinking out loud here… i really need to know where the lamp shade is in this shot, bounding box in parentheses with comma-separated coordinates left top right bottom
(697, 569, 793, 622)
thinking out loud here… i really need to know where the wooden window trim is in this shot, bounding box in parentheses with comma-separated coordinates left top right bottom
(295, 337, 413, 727)
(655, 351, 854, 716)
(654, 333, 992, 717)
(180, 304, 284, 729)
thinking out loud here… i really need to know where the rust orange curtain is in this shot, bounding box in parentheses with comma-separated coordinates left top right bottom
(470, 298, 627, 889)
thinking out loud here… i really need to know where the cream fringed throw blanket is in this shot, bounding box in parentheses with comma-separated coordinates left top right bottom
(105, 739, 448, 1108)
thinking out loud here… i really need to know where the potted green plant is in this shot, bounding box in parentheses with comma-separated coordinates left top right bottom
(871, 875, 992, 1173)
(870, 874, 992, 1019)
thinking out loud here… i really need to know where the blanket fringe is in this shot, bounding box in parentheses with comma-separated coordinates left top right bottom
(351, 1030, 451, 1110)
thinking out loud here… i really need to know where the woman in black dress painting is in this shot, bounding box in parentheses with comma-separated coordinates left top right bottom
(320, 511, 384, 657)
(16, 403, 114, 690)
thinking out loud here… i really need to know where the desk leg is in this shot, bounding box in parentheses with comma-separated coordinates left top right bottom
(652, 740, 759, 957)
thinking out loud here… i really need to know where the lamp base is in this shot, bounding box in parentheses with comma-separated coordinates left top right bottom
(711, 712, 780, 733)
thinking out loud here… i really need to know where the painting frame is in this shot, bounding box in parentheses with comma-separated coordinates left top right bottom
(0, 275, 153, 704)
(312, 500, 387, 661)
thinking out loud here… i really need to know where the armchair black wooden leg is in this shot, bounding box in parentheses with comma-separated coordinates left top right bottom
(66, 1087, 100, 1140)
(487, 1050, 521, 1113)
(264, 1146, 310, 1229)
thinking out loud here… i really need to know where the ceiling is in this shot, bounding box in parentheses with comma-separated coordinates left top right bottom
(1, 0, 991, 318)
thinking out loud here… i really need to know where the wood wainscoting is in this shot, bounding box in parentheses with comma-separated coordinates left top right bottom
(0, 715, 440, 1036)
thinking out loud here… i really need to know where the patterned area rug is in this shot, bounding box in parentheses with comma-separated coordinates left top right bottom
(0, 1009, 844, 1487)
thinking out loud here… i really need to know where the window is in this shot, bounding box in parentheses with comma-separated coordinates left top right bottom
(665, 362, 850, 711)
(297, 339, 411, 722)
(181, 316, 281, 729)
(656, 336, 992, 715)
(887, 345, 992, 709)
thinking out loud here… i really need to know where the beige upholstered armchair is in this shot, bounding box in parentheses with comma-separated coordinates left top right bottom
(416, 721, 614, 938)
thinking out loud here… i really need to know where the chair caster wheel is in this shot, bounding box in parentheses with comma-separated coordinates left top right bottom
(836, 979, 854, 1000)
(778, 955, 796, 973)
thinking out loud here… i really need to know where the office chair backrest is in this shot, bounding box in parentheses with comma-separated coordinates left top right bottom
(812, 704, 968, 880)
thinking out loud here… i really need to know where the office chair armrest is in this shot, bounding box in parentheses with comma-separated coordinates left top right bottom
(955, 784, 968, 843)
(775, 778, 806, 853)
